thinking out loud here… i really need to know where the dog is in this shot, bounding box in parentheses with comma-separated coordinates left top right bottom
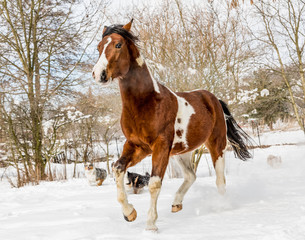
(267, 155, 282, 169)
(126, 171, 150, 194)
(84, 162, 107, 186)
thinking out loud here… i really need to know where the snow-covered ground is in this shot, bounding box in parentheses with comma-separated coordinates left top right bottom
(0, 130, 305, 240)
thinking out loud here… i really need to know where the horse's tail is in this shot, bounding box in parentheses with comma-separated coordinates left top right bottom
(219, 100, 253, 161)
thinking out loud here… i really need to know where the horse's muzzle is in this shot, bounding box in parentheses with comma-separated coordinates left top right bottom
(100, 70, 108, 83)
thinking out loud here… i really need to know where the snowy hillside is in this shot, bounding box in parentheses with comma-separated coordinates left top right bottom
(0, 130, 305, 240)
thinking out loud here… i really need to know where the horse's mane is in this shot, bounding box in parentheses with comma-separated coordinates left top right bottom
(103, 24, 139, 44)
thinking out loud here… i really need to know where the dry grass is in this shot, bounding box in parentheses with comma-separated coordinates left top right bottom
(5, 163, 85, 188)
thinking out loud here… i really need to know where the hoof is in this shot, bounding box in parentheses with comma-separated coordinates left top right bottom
(123, 208, 137, 222)
(172, 204, 183, 213)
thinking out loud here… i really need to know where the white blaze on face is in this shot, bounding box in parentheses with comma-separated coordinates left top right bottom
(92, 37, 112, 83)
(166, 87, 195, 150)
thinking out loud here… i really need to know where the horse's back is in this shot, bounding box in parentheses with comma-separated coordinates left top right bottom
(177, 89, 221, 109)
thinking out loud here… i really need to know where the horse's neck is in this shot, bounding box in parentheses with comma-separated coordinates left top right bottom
(119, 63, 158, 107)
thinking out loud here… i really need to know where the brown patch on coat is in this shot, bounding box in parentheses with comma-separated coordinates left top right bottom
(176, 129, 183, 138)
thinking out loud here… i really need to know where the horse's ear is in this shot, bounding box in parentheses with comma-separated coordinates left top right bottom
(103, 26, 108, 34)
(122, 19, 133, 32)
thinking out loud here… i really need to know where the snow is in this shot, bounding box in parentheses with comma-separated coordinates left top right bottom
(1, 130, 305, 239)
(42, 119, 55, 135)
(229, 89, 259, 104)
(251, 129, 304, 146)
(260, 89, 270, 97)
(188, 67, 197, 75)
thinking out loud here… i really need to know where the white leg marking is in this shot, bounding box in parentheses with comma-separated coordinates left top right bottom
(114, 168, 134, 217)
(172, 152, 196, 206)
(92, 37, 112, 84)
(146, 176, 162, 231)
(215, 154, 226, 195)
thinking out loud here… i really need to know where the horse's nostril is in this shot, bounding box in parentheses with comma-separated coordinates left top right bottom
(92, 71, 95, 78)
(100, 70, 107, 83)
(102, 70, 106, 77)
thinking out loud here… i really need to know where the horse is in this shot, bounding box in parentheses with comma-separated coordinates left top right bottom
(92, 19, 252, 231)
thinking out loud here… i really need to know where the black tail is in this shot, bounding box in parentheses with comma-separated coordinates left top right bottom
(219, 100, 253, 161)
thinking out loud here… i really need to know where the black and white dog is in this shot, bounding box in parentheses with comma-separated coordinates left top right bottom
(126, 171, 150, 194)
(84, 162, 107, 186)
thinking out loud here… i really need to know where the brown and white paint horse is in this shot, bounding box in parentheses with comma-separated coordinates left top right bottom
(92, 20, 252, 231)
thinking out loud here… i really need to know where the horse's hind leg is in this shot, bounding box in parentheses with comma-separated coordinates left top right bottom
(206, 136, 227, 195)
(172, 152, 196, 213)
(113, 141, 149, 222)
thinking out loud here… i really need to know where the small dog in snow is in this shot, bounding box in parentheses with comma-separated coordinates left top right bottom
(84, 162, 107, 186)
(126, 171, 150, 194)
(267, 155, 282, 169)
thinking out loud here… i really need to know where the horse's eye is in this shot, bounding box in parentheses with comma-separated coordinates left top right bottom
(115, 43, 122, 49)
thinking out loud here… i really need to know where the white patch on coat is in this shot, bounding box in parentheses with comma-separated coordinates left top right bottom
(151, 77, 160, 94)
(92, 37, 112, 84)
(185, 89, 201, 93)
(167, 88, 195, 149)
(146, 63, 160, 93)
(136, 56, 144, 67)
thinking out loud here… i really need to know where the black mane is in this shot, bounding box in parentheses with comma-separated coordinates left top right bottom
(102, 24, 139, 44)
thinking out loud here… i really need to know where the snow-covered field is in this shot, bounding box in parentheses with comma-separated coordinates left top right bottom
(1, 130, 305, 240)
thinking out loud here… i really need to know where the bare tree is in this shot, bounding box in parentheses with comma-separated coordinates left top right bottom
(0, 0, 108, 183)
(253, 0, 305, 132)
(120, 0, 255, 102)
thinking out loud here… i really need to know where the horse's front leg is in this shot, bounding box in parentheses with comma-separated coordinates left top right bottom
(146, 137, 171, 231)
(113, 141, 149, 222)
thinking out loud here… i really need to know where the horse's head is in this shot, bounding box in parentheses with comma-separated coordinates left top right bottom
(92, 20, 139, 85)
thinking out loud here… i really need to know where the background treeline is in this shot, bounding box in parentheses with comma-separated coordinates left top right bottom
(0, 0, 304, 186)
